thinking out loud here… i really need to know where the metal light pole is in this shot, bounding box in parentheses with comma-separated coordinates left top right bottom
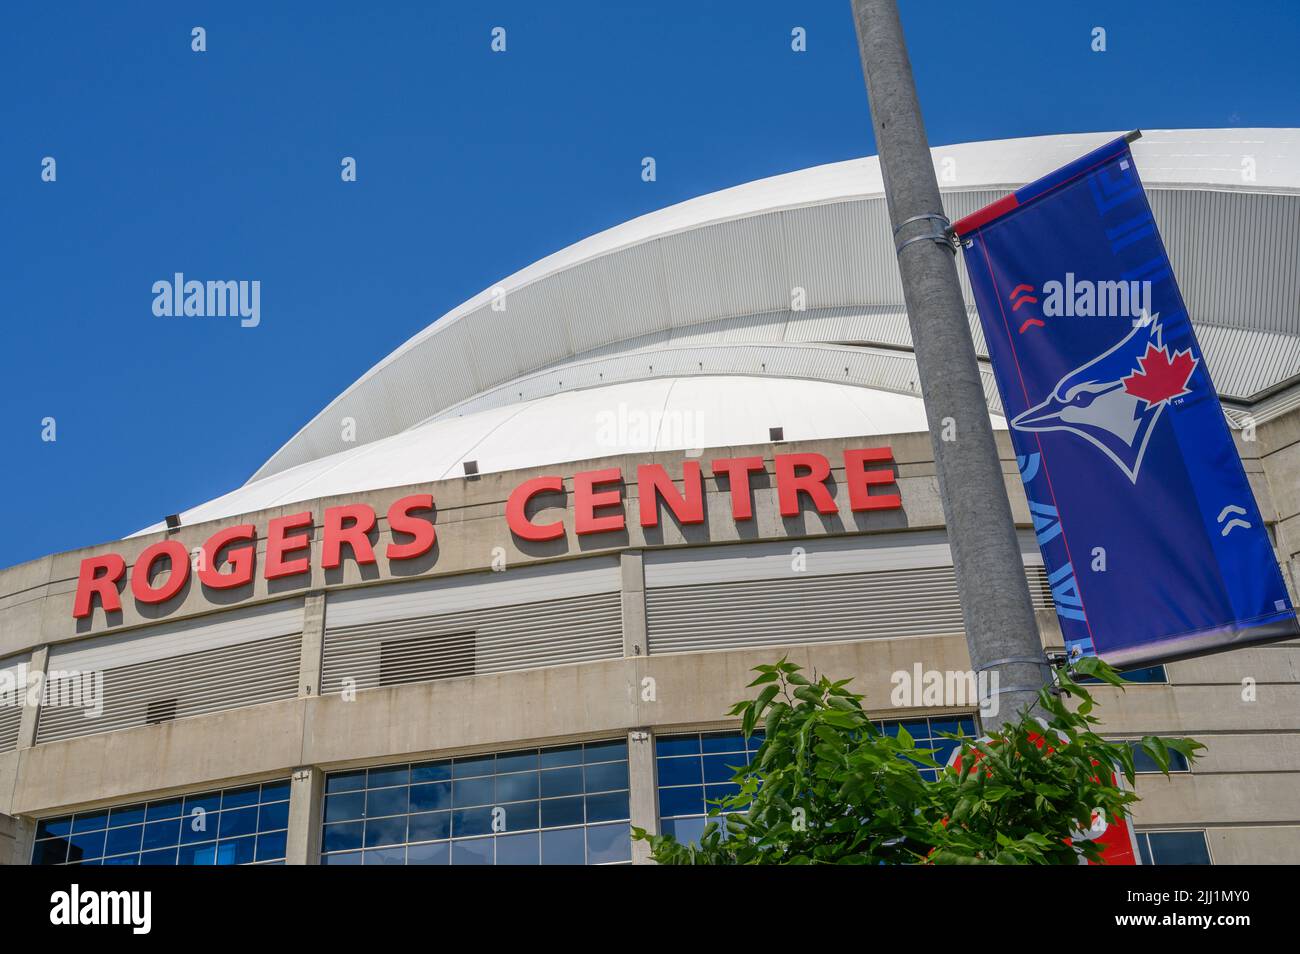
(850, 0, 1046, 724)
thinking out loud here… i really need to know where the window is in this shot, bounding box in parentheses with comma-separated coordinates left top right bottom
(31, 779, 290, 865)
(1078, 665, 1167, 685)
(320, 739, 631, 865)
(1137, 830, 1212, 865)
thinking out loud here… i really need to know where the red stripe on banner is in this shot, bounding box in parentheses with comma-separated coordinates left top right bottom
(951, 193, 1020, 236)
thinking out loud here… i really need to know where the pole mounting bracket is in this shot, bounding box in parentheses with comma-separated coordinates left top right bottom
(893, 213, 958, 255)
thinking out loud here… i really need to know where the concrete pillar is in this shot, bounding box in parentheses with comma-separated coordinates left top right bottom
(620, 551, 647, 657)
(298, 592, 326, 698)
(628, 728, 658, 864)
(16, 646, 49, 750)
(0, 813, 35, 866)
(285, 766, 324, 865)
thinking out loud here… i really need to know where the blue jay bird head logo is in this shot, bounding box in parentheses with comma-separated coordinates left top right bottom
(1010, 313, 1198, 483)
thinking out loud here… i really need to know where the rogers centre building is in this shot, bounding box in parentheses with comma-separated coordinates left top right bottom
(3, 129, 1298, 867)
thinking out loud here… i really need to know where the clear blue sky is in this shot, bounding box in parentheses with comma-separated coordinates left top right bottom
(4, 0, 1298, 570)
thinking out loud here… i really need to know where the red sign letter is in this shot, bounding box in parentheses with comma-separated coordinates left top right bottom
(638, 462, 704, 528)
(131, 540, 191, 605)
(844, 448, 902, 512)
(710, 457, 765, 521)
(775, 453, 838, 517)
(574, 468, 625, 535)
(265, 512, 314, 580)
(506, 477, 566, 542)
(323, 504, 378, 569)
(73, 553, 126, 619)
(199, 524, 256, 589)
(386, 495, 437, 560)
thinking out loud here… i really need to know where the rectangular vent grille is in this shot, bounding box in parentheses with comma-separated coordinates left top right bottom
(647, 564, 1053, 656)
(35, 632, 302, 745)
(0, 702, 20, 754)
(0, 653, 31, 754)
(322, 591, 622, 694)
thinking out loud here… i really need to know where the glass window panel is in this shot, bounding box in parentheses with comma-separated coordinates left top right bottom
(322, 821, 364, 853)
(496, 771, 540, 803)
(71, 811, 109, 833)
(541, 767, 583, 798)
(700, 732, 747, 754)
(539, 744, 583, 768)
(366, 785, 410, 818)
(451, 806, 494, 838)
(324, 791, 366, 823)
(258, 800, 290, 832)
(321, 850, 362, 865)
(68, 830, 107, 862)
(539, 796, 585, 830)
(364, 846, 406, 865)
(586, 822, 631, 864)
(496, 831, 540, 865)
(451, 837, 493, 865)
(409, 782, 452, 813)
(177, 842, 217, 865)
(145, 798, 184, 822)
(656, 756, 703, 787)
(452, 755, 495, 778)
(705, 783, 741, 805)
(108, 804, 147, 828)
(219, 807, 258, 839)
(102, 855, 138, 866)
(701, 754, 744, 784)
(179, 809, 217, 844)
(324, 770, 367, 794)
(104, 825, 143, 857)
(407, 841, 450, 865)
(1146, 831, 1211, 865)
(660, 816, 706, 847)
(658, 786, 704, 819)
(586, 791, 630, 824)
(183, 792, 221, 816)
(36, 817, 72, 839)
(367, 765, 410, 789)
(260, 780, 291, 802)
(407, 811, 451, 843)
(32, 838, 69, 865)
(1137, 835, 1153, 866)
(221, 785, 261, 810)
(585, 761, 629, 793)
(411, 760, 452, 783)
(502, 801, 539, 832)
(255, 830, 287, 863)
(495, 750, 540, 774)
(655, 735, 701, 757)
(541, 826, 585, 864)
(216, 836, 255, 866)
(583, 740, 628, 764)
(142, 819, 181, 851)
(140, 847, 177, 865)
(364, 815, 407, 848)
(453, 777, 495, 808)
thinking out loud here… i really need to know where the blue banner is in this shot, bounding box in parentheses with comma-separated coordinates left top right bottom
(954, 135, 1298, 668)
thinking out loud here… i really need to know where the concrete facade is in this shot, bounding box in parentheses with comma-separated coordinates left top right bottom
(1, 416, 1297, 865)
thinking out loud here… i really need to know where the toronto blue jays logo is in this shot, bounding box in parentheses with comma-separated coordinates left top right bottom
(1011, 313, 1198, 482)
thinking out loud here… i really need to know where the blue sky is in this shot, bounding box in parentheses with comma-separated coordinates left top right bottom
(4, 0, 1298, 570)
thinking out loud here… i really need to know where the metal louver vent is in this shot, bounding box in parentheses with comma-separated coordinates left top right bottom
(145, 698, 178, 725)
(647, 563, 1053, 656)
(0, 653, 28, 753)
(322, 592, 622, 694)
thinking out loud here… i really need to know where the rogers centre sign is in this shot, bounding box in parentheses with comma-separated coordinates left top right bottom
(73, 448, 900, 620)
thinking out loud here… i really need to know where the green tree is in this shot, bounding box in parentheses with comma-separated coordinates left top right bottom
(635, 656, 1202, 864)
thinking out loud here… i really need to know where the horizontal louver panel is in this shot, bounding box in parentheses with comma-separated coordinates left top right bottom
(0, 654, 30, 753)
(322, 591, 622, 693)
(647, 564, 1053, 656)
(35, 632, 302, 744)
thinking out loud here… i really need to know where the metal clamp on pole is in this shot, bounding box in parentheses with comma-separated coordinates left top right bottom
(974, 654, 1054, 677)
(893, 212, 957, 255)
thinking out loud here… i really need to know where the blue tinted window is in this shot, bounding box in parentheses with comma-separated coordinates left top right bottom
(1128, 742, 1190, 773)
(1141, 830, 1211, 865)
(321, 739, 632, 864)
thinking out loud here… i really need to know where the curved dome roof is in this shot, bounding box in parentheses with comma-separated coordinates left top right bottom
(248, 128, 1300, 486)
(140, 375, 975, 531)
(145, 129, 1300, 532)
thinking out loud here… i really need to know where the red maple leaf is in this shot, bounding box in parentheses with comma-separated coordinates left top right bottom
(1122, 344, 1197, 406)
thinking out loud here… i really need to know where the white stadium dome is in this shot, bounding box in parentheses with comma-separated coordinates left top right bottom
(143, 128, 1300, 532)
